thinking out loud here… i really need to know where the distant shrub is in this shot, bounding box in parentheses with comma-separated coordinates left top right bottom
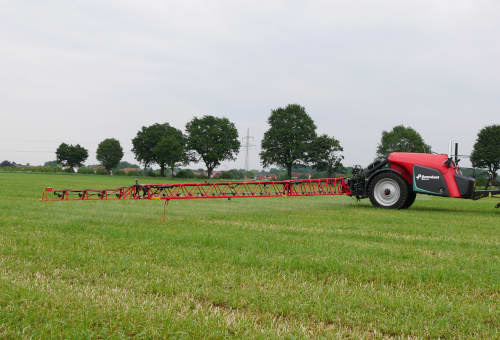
(28, 166, 64, 173)
(126, 170, 141, 177)
(27, 166, 40, 172)
(117, 161, 140, 169)
(146, 170, 156, 177)
(44, 160, 59, 167)
(217, 172, 230, 179)
(217, 169, 245, 180)
(143, 169, 163, 177)
(48, 166, 64, 173)
(113, 169, 125, 176)
(0, 160, 13, 167)
(77, 167, 94, 174)
(175, 169, 195, 178)
(0, 165, 66, 173)
(311, 171, 327, 179)
(64, 167, 75, 173)
(95, 168, 108, 175)
(475, 176, 488, 188)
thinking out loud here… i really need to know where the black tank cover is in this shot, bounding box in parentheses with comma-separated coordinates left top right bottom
(454, 174, 475, 198)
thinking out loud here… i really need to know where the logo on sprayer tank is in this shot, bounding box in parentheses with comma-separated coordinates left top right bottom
(413, 165, 449, 196)
(416, 174, 440, 181)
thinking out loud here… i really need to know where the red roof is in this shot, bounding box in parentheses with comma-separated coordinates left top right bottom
(122, 168, 139, 173)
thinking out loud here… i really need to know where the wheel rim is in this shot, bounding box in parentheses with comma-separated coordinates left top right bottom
(374, 178, 400, 207)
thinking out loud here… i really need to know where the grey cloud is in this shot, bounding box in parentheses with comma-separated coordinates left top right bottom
(1, 0, 498, 169)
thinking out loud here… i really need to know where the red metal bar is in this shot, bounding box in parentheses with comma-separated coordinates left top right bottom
(41, 178, 351, 202)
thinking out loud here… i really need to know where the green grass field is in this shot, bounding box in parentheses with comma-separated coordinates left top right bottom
(0, 172, 498, 339)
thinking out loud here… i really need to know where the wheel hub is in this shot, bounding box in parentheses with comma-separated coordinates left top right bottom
(374, 179, 401, 207)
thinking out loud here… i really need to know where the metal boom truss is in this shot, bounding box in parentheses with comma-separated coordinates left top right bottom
(42, 178, 351, 202)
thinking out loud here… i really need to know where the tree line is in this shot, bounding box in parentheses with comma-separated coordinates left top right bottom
(52, 104, 499, 185)
(54, 105, 344, 179)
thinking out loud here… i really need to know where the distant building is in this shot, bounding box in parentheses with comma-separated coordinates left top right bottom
(255, 174, 279, 181)
(122, 168, 139, 173)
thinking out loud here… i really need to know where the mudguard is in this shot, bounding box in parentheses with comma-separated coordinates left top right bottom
(366, 168, 405, 191)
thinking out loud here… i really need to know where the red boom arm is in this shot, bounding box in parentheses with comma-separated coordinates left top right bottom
(42, 178, 351, 202)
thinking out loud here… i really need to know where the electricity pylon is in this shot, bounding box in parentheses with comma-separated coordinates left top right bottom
(241, 128, 255, 180)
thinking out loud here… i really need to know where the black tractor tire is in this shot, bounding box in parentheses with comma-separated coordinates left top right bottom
(368, 172, 409, 209)
(401, 191, 417, 209)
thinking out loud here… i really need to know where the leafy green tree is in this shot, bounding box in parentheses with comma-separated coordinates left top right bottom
(470, 124, 500, 189)
(260, 104, 317, 179)
(56, 143, 88, 171)
(153, 130, 191, 177)
(132, 123, 190, 177)
(174, 169, 195, 178)
(186, 115, 240, 178)
(117, 161, 140, 169)
(44, 160, 58, 167)
(96, 138, 124, 174)
(376, 125, 431, 158)
(309, 134, 344, 178)
(131, 124, 162, 171)
(247, 169, 258, 179)
(218, 169, 245, 179)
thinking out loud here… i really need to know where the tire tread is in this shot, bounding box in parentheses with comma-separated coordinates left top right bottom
(368, 172, 409, 209)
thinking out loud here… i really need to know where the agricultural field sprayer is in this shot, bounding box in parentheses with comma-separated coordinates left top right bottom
(42, 145, 500, 211)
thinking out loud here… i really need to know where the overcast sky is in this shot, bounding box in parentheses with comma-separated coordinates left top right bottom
(1, 0, 499, 170)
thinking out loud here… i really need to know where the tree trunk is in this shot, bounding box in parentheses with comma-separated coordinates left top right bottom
(170, 164, 175, 178)
(207, 167, 213, 179)
(487, 171, 498, 189)
(287, 165, 292, 179)
(160, 164, 165, 177)
(486, 168, 494, 190)
(327, 167, 333, 178)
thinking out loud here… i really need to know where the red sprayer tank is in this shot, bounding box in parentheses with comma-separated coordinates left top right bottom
(388, 153, 461, 197)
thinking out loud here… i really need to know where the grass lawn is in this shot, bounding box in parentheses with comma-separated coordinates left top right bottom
(0, 172, 498, 338)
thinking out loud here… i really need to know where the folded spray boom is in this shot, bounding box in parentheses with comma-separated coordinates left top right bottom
(42, 178, 351, 202)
